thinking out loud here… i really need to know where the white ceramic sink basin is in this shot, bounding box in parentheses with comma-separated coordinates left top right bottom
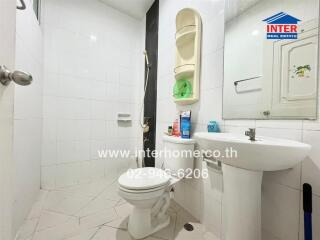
(195, 132, 311, 171)
(195, 132, 311, 240)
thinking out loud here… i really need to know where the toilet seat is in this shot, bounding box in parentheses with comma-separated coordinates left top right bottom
(119, 186, 166, 201)
(119, 184, 167, 194)
(118, 167, 171, 191)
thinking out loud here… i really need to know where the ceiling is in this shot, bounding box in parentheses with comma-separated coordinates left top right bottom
(99, 0, 154, 19)
(225, 0, 261, 22)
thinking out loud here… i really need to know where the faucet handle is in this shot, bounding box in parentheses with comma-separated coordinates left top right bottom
(245, 128, 256, 141)
(245, 128, 255, 134)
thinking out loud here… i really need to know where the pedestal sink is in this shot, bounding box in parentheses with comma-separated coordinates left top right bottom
(194, 132, 311, 240)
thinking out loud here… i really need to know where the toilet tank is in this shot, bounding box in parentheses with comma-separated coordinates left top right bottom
(163, 135, 195, 175)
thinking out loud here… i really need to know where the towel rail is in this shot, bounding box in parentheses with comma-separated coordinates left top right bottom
(234, 75, 262, 94)
(202, 155, 222, 172)
(233, 75, 262, 86)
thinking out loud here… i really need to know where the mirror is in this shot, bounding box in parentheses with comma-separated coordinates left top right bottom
(223, 0, 319, 119)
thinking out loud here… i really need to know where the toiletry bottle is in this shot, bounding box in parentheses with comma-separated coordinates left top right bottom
(208, 121, 220, 133)
(172, 119, 180, 137)
(180, 110, 191, 139)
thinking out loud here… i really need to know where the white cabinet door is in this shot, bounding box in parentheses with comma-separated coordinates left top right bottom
(0, 1, 16, 239)
(270, 24, 318, 118)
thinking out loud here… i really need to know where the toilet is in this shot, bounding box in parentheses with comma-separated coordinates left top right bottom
(118, 136, 195, 239)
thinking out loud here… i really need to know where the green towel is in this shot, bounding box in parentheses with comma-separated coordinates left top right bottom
(173, 79, 192, 99)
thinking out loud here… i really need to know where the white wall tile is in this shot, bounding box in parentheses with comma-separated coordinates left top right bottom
(41, 0, 143, 189)
(301, 158, 320, 197)
(201, 192, 222, 238)
(262, 182, 300, 240)
(256, 127, 302, 141)
(263, 163, 301, 190)
(42, 139, 57, 166)
(303, 119, 320, 131)
(302, 130, 320, 189)
(256, 120, 303, 130)
(184, 184, 202, 220)
(41, 166, 56, 190)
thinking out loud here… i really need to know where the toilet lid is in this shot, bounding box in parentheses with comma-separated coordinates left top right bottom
(118, 168, 171, 190)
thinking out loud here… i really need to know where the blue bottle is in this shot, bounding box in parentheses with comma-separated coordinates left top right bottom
(180, 111, 191, 139)
(208, 121, 220, 133)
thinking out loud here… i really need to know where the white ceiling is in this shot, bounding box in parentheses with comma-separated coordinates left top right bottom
(99, 0, 154, 19)
(225, 0, 261, 22)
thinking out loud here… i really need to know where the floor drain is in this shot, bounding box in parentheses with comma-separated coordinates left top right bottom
(183, 223, 194, 231)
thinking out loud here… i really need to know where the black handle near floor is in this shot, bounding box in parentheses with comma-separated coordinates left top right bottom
(303, 183, 312, 240)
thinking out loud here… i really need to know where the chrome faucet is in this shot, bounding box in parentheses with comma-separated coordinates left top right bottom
(245, 128, 256, 141)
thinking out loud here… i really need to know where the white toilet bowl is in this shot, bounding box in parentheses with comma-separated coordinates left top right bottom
(118, 168, 175, 239)
(118, 136, 196, 239)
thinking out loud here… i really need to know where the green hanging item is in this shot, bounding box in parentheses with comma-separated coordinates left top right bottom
(173, 79, 192, 99)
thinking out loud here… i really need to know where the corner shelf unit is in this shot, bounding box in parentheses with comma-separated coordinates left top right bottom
(174, 8, 202, 105)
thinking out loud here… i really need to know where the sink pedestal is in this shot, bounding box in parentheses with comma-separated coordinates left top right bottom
(195, 132, 311, 240)
(222, 164, 263, 240)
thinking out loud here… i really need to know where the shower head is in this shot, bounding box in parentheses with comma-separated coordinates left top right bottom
(143, 50, 151, 68)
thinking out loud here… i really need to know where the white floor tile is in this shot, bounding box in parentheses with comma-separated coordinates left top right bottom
(33, 219, 83, 240)
(27, 201, 44, 220)
(114, 203, 134, 218)
(37, 211, 78, 231)
(15, 218, 38, 240)
(63, 227, 100, 240)
(37, 190, 49, 202)
(102, 182, 122, 202)
(175, 221, 219, 240)
(152, 212, 177, 240)
(43, 191, 71, 210)
(92, 226, 161, 240)
(79, 208, 117, 228)
(58, 179, 111, 198)
(104, 216, 129, 230)
(76, 195, 118, 217)
(18, 177, 217, 240)
(47, 195, 92, 216)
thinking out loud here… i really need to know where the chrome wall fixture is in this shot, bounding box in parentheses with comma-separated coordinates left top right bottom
(233, 75, 262, 94)
(17, 0, 26, 10)
(0, 66, 33, 86)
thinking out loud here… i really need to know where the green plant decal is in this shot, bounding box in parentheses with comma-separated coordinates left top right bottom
(294, 65, 311, 77)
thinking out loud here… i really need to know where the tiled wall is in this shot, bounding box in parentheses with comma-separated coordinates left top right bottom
(156, 0, 320, 239)
(13, 0, 43, 235)
(41, 0, 144, 189)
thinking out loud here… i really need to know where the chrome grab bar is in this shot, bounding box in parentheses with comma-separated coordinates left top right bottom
(234, 75, 262, 94)
(17, 0, 26, 10)
(233, 75, 262, 86)
(0, 66, 32, 86)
